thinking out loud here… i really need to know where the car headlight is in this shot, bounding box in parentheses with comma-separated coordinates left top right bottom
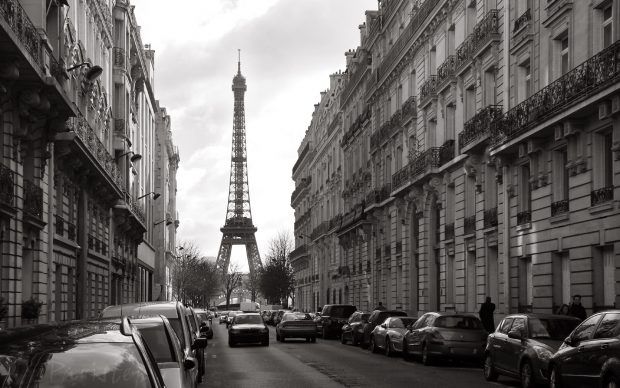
(229, 329, 240, 334)
(533, 346, 554, 362)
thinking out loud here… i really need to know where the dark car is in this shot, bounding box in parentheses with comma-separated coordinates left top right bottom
(341, 311, 370, 346)
(276, 312, 317, 342)
(483, 314, 580, 387)
(362, 309, 407, 347)
(318, 304, 357, 339)
(548, 310, 620, 388)
(0, 318, 166, 387)
(228, 313, 270, 347)
(402, 312, 488, 365)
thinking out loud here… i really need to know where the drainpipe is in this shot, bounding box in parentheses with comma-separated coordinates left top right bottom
(46, 143, 54, 323)
(501, 164, 511, 314)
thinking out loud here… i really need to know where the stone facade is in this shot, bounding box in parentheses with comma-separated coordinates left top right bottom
(291, 0, 620, 319)
(0, 0, 179, 327)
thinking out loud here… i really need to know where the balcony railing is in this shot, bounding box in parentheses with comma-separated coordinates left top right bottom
(464, 215, 476, 235)
(437, 55, 457, 86)
(514, 9, 531, 32)
(23, 179, 43, 220)
(517, 210, 531, 225)
(0, 0, 42, 70)
(292, 143, 310, 175)
(484, 207, 498, 228)
(310, 221, 329, 240)
(492, 40, 620, 147)
(392, 164, 410, 191)
(328, 214, 343, 231)
(0, 163, 15, 207)
(591, 186, 614, 207)
(419, 75, 438, 104)
(291, 176, 312, 204)
(454, 10, 499, 72)
(370, 119, 399, 151)
(439, 139, 455, 165)
(124, 192, 146, 225)
(445, 223, 455, 240)
(459, 105, 503, 151)
(551, 199, 569, 216)
(411, 147, 441, 177)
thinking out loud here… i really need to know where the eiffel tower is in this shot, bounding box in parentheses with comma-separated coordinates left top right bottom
(216, 51, 262, 282)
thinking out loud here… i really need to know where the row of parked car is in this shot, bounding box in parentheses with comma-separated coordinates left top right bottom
(0, 301, 215, 388)
(319, 304, 620, 388)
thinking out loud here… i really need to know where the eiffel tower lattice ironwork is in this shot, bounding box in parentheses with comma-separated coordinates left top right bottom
(216, 51, 262, 281)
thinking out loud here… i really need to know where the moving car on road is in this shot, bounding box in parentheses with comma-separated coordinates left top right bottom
(548, 310, 620, 388)
(362, 309, 408, 347)
(276, 312, 317, 342)
(369, 316, 418, 356)
(341, 311, 370, 346)
(317, 304, 357, 339)
(228, 313, 270, 347)
(483, 313, 580, 388)
(402, 312, 487, 365)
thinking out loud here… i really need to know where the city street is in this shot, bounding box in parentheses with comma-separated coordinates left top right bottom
(202, 323, 519, 388)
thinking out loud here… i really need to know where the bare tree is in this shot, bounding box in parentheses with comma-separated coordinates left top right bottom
(170, 242, 220, 307)
(170, 241, 200, 304)
(258, 232, 295, 307)
(222, 264, 243, 309)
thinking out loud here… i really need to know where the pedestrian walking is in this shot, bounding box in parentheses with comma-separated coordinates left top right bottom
(567, 294, 587, 320)
(374, 302, 387, 311)
(479, 296, 496, 333)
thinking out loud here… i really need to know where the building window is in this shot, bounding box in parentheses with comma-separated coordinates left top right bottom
(519, 256, 533, 310)
(593, 129, 614, 191)
(397, 85, 403, 106)
(446, 104, 456, 141)
(560, 36, 570, 75)
(603, 5, 613, 49)
(519, 164, 531, 213)
(484, 67, 496, 106)
(552, 252, 571, 311)
(519, 60, 532, 102)
(446, 254, 455, 304)
(593, 245, 616, 309)
(465, 85, 476, 121)
(552, 147, 569, 215)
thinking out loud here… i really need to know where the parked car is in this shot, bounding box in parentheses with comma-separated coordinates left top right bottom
(276, 312, 317, 342)
(130, 315, 200, 388)
(483, 313, 580, 387)
(274, 309, 289, 326)
(228, 313, 270, 347)
(548, 310, 620, 388)
(341, 311, 370, 346)
(219, 311, 229, 324)
(362, 310, 408, 347)
(194, 309, 214, 339)
(227, 310, 242, 327)
(0, 318, 166, 387)
(100, 301, 208, 383)
(369, 316, 418, 356)
(317, 304, 357, 339)
(402, 312, 487, 365)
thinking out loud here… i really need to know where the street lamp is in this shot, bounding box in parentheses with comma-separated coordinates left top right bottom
(137, 191, 160, 200)
(66, 62, 103, 82)
(154, 219, 172, 226)
(116, 150, 142, 163)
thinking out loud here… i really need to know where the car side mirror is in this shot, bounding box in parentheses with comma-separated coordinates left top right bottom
(508, 330, 523, 340)
(183, 356, 197, 370)
(192, 337, 208, 350)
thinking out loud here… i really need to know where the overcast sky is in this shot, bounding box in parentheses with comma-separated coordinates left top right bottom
(131, 0, 376, 272)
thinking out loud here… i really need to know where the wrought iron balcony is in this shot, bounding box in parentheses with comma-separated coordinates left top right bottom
(517, 210, 531, 225)
(328, 214, 343, 231)
(0, 163, 15, 207)
(419, 75, 438, 106)
(464, 215, 476, 235)
(591, 186, 614, 207)
(484, 207, 498, 228)
(445, 223, 455, 240)
(551, 199, 569, 216)
(459, 105, 503, 151)
(439, 139, 455, 165)
(23, 179, 43, 220)
(411, 147, 441, 177)
(493, 40, 620, 147)
(454, 10, 499, 72)
(514, 9, 531, 32)
(292, 143, 310, 175)
(437, 55, 457, 87)
(370, 119, 399, 151)
(124, 192, 146, 226)
(401, 96, 417, 121)
(290, 244, 308, 260)
(310, 221, 330, 240)
(392, 164, 410, 191)
(291, 176, 312, 204)
(0, 0, 42, 71)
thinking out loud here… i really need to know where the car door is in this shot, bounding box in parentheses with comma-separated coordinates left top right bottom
(581, 312, 620, 386)
(389, 318, 408, 351)
(492, 317, 514, 372)
(503, 317, 527, 375)
(407, 314, 430, 354)
(374, 317, 389, 347)
(162, 316, 194, 388)
(558, 313, 603, 387)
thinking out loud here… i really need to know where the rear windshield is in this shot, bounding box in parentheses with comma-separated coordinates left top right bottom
(235, 315, 263, 324)
(528, 318, 580, 340)
(135, 323, 175, 363)
(435, 316, 483, 330)
(283, 313, 312, 321)
(325, 306, 356, 318)
(0, 343, 151, 388)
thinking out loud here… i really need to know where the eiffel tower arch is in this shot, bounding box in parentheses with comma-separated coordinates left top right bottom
(216, 52, 263, 283)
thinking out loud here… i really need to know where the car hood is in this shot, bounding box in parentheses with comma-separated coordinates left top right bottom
(230, 324, 265, 330)
(529, 338, 562, 352)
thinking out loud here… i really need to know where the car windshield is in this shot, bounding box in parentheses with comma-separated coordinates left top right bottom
(235, 315, 263, 324)
(327, 306, 356, 318)
(435, 316, 483, 330)
(283, 313, 311, 321)
(528, 318, 580, 340)
(134, 323, 175, 363)
(0, 343, 151, 388)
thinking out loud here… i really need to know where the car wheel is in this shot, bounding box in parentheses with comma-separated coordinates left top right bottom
(549, 366, 562, 388)
(322, 327, 329, 340)
(520, 360, 534, 388)
(341, 333, 347, 344)
(369, 336, 378, 354)
(421, 343, 432, 366)
(385, 338, 393, 357)
(604, 374, 619, 388)
(483, 354, 499, 382)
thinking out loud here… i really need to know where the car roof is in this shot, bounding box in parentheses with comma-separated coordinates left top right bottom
(238, 312, 261, 316)
(101, 302, 182, 319)
(427, 312, 479, 317)
(503, 313, 582, 320)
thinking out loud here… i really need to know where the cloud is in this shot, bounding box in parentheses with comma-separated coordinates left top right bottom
(132, 0, 377, 272)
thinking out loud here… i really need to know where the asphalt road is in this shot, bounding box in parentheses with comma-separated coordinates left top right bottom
(201, 322, 520, 388)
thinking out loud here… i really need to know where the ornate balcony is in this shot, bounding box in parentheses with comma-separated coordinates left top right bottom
(311, 221, 330, 240)
(492, 40, 620, 147)
(419, 75, 438, 106)
(0, 163, 15, 209)
(551, 199, 569, 216)
(124, 192, 146, 226)
(484, 207, 498, 228)
(0, 0, 42, 71)
(591, 186, 614, 207)
(401, 96, 417, 122)
(454, 10, 499, 73)
(370, 119, 399, 151)
(291, 176, 312, 205)
(290, 244, 308, 261)
(292, 143, 310, 175)
(445, 223, 455, 240)
(514, 9, 531, 32)
(328, 214, 343, 231)
(411, 147, 441, 177)
(464, 215, 476, 235)
(459, 105, 503, 152)
(439, 139, 455, 165)
(392, 164, 410, 191)
(437, 55, 457, 89)
(23, 179, 43, 221)
(517, 211, 531, 225)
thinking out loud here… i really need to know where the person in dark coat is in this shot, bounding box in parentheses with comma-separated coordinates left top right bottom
(567, 294, 587, 321)
(374, 302, 387, 311)
(479, 297, 496, 333)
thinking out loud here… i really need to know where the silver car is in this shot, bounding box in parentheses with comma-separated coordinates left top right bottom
(369, 316, 418, 356)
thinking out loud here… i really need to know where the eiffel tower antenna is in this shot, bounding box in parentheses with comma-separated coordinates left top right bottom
(216, 53, 262, 289)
